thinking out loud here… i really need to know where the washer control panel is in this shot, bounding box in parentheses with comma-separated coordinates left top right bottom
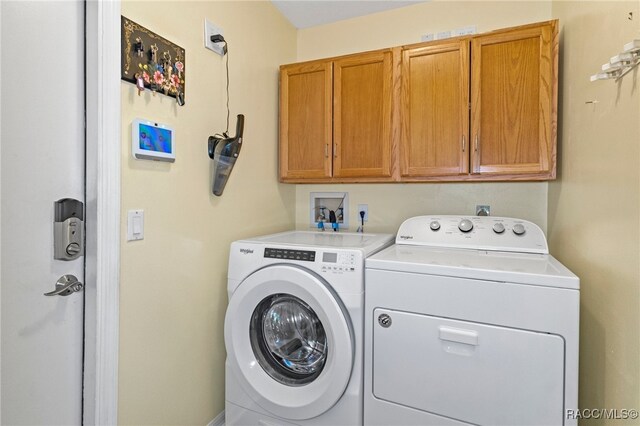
(264, 248, 316, 262)
(397, 215, 548, 254)
(263, 247, 359, 273)
(320, 251, 357, 274)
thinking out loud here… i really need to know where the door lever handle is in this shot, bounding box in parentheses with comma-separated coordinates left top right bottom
(44, 274, 84, 297)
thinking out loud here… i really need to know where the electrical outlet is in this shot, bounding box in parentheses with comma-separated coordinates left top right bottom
(436, 30, 452, 40)
(204, 19, 225, 56)
(357, 204, 369, 222)
(454, 25, 477, 36)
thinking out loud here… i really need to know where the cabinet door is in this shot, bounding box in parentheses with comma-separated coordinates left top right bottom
(401, 41, 469, 177)
(279, 62, 332, 180)
(471, 21, 557, 177)
(333, 51, 393, 178)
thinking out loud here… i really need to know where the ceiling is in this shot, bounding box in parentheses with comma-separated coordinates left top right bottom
(271, 1, 427, 29)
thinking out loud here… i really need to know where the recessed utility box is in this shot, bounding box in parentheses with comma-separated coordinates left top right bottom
(310, 192, 349, 229)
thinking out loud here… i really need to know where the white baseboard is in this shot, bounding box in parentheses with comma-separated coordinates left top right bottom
(207, 410, 225, 426)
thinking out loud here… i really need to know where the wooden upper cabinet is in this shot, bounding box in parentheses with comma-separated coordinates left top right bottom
(278, 20, 558, 183)
(471, 21, 557, 178)
(401, 41, 470, 177)
(279, 62, 332, 180)
(333, 51, 393, 178)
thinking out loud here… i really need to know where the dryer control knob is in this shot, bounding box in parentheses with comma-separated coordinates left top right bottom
(513, 223, 526, 236)
(493, 223, 505, 234)
(458, 219, 473, 233)
(429, 221, 441, 231)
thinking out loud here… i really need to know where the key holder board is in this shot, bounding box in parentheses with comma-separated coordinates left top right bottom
(121, 16, 186, 103)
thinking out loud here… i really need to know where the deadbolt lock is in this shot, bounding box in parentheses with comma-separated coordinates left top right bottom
(53, 198, 84, 261)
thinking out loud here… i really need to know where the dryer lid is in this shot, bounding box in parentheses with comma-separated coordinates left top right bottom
(366, 244, 579, 289)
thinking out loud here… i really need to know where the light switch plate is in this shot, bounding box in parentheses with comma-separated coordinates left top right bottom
(127, 209, 144, 241)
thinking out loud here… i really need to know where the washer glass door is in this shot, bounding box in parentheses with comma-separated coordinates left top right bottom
(251, 294, 327, 386)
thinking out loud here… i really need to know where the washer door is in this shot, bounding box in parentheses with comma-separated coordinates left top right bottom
(225, 265, 353, 420)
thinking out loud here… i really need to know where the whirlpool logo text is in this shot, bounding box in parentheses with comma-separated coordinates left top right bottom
(239, 248, 254, 254)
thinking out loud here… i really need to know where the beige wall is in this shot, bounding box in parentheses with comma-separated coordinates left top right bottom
(296, 2, 640, 417)
(297, 1, 552, 61)
(549, 1, 640, 420)
(116, 0, 640, 423)
(295, 1, 553, 233)
(295, 183, 548, 233)
(119, 2, 296, 424)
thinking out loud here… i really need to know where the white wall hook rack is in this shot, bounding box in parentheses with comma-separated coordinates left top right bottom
(591, 40, 640, 82)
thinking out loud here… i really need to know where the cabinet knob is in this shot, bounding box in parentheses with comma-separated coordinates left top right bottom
(474, 134, 479, 152)
(324, 143, 329, 158)
(462, 135, 466, 152)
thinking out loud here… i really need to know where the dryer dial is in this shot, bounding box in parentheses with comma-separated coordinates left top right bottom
(493, 223, 505, 234)
(513, 223, 526, 236)
(458, 219, 473, 233)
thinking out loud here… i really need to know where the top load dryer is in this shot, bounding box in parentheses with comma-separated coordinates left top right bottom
(364, 216, 579, 426)
(225, 231, 393, 426)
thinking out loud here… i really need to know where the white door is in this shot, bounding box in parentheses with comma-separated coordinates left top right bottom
(1, 1, 85, 424)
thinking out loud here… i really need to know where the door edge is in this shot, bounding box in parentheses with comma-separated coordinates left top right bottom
(84, 1, 121, 424)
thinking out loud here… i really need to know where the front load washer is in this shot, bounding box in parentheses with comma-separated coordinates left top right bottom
(364, 216, 579, 426)
(225, 231, 393, 426)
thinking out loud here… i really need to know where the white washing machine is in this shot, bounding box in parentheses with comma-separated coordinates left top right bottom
(225, 231, 394, 425)
(364, 216, 579, 426)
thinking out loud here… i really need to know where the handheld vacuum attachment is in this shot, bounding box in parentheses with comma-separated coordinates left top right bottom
(208, 114, 244, 196)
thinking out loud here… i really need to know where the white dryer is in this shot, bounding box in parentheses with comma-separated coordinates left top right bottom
(225, 231, 393, 425)
(364, 216, 579, 426)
